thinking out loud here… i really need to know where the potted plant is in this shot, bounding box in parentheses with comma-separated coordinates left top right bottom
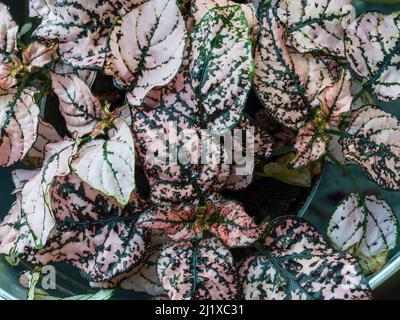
(0, 0, 399, 300)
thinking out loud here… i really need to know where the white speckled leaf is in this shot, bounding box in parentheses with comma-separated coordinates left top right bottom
(341, 106, 400, 191)
(0, 4, 18, 63)
(34, 0, 142, 69)
(0, 88, 40, 167)
(239, 216, 372, 300)
(345, 12, 400, 101)
(71, 119, 135, 205)
(328, 193, 398, 257)
(29, 0, 55, 17)
(254, 8, 337, 128)
(12, 169, 39, 190)
(190, 5, 253, 132)
(106, 0, 187, 107)
(276, 0, 354, 57)
(21, 138, 77, 248)
(157, 238, 239, 300)
(51, 73, 101, 137)
(1, 174, 150, 281)
(191, 0, 258, 36)
(26, 118, 61, 167)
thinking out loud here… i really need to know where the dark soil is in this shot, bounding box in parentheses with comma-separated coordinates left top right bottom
(223, 177, 311, 224)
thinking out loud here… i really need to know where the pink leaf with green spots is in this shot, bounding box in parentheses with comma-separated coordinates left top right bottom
(345, 12, 400, 101)
(51, 73, 102, 137)
(239, 216, 372, 300)
(20, 138, 77, 247)
(328, 193, 398, 259)
(71, 119, 136, 205)
(106, 0, 187, 107)
(275, 0, 354, 57)
(157, 237, 239, 300)
(341, 106, 400, 191)
(22, 42, 57, 71)
(0, 4, 18, 63)
(0, 88, 40, 167)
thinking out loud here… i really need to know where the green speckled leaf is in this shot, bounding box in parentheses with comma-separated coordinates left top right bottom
(71, 119, 135, 205)
(239, 216, 372, 300)
(0, 88, 40, 167)
(345, 12, 400, 101)
(157, 237, 239, 300)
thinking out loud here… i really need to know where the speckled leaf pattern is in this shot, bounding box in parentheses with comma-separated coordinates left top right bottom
(1, 174, 150, 281)
(138, 196, 260, 248)
(29, 0, 55, 17)
(157, 237, 239, 300)
(34, 0, 143, 69)
(290, 124, 329, 169)
(191, 0, 258, 37)
(120, 246, 165, 296)
(20, 138, 77, 248)
(190, 5, 253, 132)
(254, 8, 337, 128)
(106, 0, 187, 107)
(0, 4, 18, 63)
(328, 193, 398, 257)
(71, 119, 135, 205)
(51, 73, 101, 137)
(23, 42, 57, 71)
(12, 169, 39, 190)
(291, 68, 352, 168)
(341, 106, 400, 191)
(0, 88, 40, 167)
(276, 0, 353, 56)
(25, 118, 61, 167)
(345, 12, 400, 101)
(239, 216, 372, 300)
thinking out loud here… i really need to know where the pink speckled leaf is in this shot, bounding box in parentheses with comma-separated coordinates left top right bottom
(51, 73, 101, 137)
(20, 138, 77, 248)
(209, 199, 261, 248)
(34, 0, 142, 69)
(0, 88, 40, 167)
(120, 246, 165, 296)
(1, 174, 150, 281)
(328, 193, 398, 259)
(190, 5, 253, 133)
(275, 0, 354, 57)
(191, 0, 258, 39)
(71, 119, 135, 205)
(290, 124, 329, 169)
(239, 216, 372, 300)
(23, 42, 57, 71)
(157, 237, 239, 300)
(25, 118, 61, 167)
(0, 4, 18, 63)
(254, 7, 338, 128)
(106, 0, 187, 107)
(341, 106, 400, 191)
(345, 12, 400, 101)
